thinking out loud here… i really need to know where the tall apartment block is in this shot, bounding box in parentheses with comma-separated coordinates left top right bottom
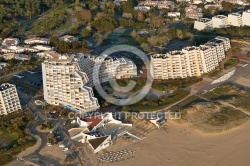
(151, 36, 230, 79)
(0, 83, 21, 115)
(42, 55, 99, 112)
(194, 18, 213, 31)
(212, 15, 228, 28)
(228, 13, 243, 27)
(242, 10, 250, 26)
(78, 54, 137, 86)
(151, 47, 201, 79)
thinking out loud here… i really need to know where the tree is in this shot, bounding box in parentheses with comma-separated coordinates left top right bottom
(81, 29, 91, 37)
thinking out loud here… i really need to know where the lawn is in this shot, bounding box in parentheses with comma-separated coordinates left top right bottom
(224, 58, 239, 69)
(121, 90, 190, 112)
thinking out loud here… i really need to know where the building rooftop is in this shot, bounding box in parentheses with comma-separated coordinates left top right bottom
(0, 83, 14, 91)
(82, 114, 108, 131)
(229, 13, 241, 16)
(213, 15, 227, 19)
(88, 136, 109, 150)
(198, 18, 212, 23)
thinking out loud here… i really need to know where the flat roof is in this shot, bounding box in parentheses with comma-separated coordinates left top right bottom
(213, 15, 227, 19)
(0, 83, 14, 91)
(198, 18, 211, 22)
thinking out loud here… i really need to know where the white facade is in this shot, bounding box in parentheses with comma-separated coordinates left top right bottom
(79, 54, 137, 87)
(42, 55, 99, 112)
(151, 37, 230, 79)
(2, 38, 19, 47)
(212, 15, 228, 28)
(32, 45, 53, 51)
(24, 38, 50, 45)
(228, 13, 243, 27)
(242, 10, 250, 26)
(194, 18, 213, 31)
(0, 83, 21, 115)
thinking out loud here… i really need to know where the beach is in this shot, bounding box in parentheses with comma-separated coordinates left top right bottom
(93, 120, 250, 166)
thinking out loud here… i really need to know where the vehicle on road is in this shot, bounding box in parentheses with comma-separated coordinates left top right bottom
(46, 143, 52, 146)
(59, 144, 65, 148)
(62, 147, 68, 151)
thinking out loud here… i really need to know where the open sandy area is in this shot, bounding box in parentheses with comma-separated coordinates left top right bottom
(92, 120, 250, 166)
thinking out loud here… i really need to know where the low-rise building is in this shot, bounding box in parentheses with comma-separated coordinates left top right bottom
(2, 38, 19, 47)
(0, 83, 21, 115)
(0, 62, 7, 70)
(32, 45, 53, 51)
(139, 0, 174, 9)
(242, 9, 250, 26)
(194, 18, 213, 31)
(37, 51, 61, 59)
(1, 53, 30, 61)
(228, 13, 243, 27)
(59, 35, 78, 43)
(24, 37, 50, 45)
(167, 12, 181, 18)
(185, 5, 203, 20)
(68, 112, 136, 153)
(212, 15, 228, 28)
(1, 46, 39, 53)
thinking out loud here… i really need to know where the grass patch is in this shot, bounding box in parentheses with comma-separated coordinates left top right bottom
(121, 90, 190, 112)
(247, 52, 250, 58)
(224, 58, 239, 69)
(204, 67, 222, 78)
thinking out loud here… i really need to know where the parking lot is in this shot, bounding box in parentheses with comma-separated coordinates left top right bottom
(10, 71, 43, 96)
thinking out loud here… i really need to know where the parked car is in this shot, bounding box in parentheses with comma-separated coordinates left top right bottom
(62, 147, 68, 151)
(46, 143, 52, 146)
(59, 144, 65, 148)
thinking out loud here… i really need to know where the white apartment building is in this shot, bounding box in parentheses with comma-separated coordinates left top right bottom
(0, 83, 21, 115)
(78, 54, 137, 86)
(212, 15, 228, 28)
(213, 36, 231, 51)
(151, 37, 230, 79)
(151, 47, 201, 79)
(228, 13, 243, 27)
(194, 18, 213, 31)
(42, 55, 99, 112)
(242, 10, 250, 26)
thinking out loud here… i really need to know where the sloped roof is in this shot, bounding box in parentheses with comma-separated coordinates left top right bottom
(88, 136, 109, 150)
(83, 114, 107, 131)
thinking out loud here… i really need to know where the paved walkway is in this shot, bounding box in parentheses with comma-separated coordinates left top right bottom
(16, 135, 42, 158)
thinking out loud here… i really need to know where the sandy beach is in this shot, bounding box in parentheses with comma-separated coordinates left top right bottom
(94, 120, 250, 166)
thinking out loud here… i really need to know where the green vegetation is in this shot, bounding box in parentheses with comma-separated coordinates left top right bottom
(215, 26, 250, 38)
(247, 52, 250, 58)
(81, 28, 91, 37)
(224, 58, 239, 69)
(202, 84, 250, 112)
(50, 36, 89, 53)
(39, 122, 53, 130)
(171, 90, 250, 133)
(121, 90, 190, 112)
(0, 110, 36, 165)
(204, 67, 222, 78)
(116, 77, 202, 92)
(0, 0, 69, 37)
